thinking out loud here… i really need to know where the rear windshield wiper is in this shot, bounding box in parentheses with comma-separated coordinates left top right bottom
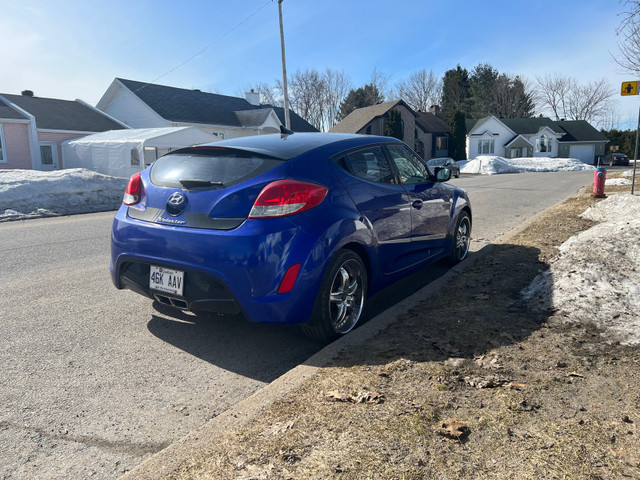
(178, 178, 224, 189)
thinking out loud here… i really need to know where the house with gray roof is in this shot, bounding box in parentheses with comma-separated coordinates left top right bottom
(0, 90, 126, 171)
(96, 78, 318, 139)
(466, 116, 608, 164)
(330, 100, 446, 160)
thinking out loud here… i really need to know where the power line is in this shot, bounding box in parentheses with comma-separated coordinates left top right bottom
(132, 0, 273, 94)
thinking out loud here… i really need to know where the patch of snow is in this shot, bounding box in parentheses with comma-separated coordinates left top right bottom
(0, 168, 128, 222)
(523, 194, 640, 345)
(605, 177, 633, 186)
(460, 156, 594, 175)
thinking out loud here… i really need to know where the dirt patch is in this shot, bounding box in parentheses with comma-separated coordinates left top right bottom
(162, 191, 640, 480)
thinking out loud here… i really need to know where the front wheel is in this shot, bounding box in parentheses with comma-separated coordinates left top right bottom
(301, 250, 367, 342)
(447, 212, 471, 264)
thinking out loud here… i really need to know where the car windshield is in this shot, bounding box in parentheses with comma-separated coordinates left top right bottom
(428, 158, 447, 166)
(150, 147, 284, 189)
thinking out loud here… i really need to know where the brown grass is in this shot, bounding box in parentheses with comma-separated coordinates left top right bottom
(165, 173, 640, 480)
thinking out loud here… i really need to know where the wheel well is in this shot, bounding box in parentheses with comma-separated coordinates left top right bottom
(339, 242, 372, 294)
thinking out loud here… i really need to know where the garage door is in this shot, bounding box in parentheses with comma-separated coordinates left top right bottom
(570, 144, 595, 164)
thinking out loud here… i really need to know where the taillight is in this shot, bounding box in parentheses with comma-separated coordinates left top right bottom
(248, 180, 328, 218)
(123, 172, 142, 206)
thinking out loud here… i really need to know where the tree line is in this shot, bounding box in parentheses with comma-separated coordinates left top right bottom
(249, 63, 615, 133)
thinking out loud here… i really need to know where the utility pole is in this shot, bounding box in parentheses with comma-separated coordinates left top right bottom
(278, 0, 291, 129)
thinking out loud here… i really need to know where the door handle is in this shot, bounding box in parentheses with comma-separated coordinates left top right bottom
(411, 200, 423, 209)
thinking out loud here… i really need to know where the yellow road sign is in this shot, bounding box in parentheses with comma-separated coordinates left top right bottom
(622, 81, 639, 96)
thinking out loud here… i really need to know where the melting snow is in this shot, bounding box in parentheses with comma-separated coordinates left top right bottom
(0, 168, 127, 222)
(459, 156, 594, 175)
(522, 194, 640, 345)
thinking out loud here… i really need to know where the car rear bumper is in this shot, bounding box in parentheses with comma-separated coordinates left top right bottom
(110, 206, 327, 325)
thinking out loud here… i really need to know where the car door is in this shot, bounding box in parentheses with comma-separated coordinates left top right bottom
(386, 144, 453, 260)
(333, 145, 413, 274)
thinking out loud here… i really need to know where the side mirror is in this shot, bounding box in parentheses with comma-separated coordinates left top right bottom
(434, 166, 452, 182)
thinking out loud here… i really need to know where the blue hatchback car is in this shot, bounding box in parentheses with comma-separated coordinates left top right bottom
(110, 132, 471, 341)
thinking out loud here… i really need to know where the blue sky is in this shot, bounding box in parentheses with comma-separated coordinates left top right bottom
(0, 0, 637, 128)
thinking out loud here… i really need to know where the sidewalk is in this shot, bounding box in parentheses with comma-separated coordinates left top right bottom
(122, 184, 640, 479)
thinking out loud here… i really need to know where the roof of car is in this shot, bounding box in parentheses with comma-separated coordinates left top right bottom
(187, 132, 402, 160)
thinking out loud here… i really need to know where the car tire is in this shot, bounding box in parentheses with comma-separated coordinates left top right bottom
(447, 211, 471, 265)
(454, 172, 460, 178)
(301, 250, 367, 342)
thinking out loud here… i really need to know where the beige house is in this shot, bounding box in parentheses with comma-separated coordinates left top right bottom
(330, 100, 446, 160)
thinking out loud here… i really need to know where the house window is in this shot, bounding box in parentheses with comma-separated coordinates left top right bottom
(0, 125, 6, 162)
(365, 125, 372, 135)
(40, 145, 53, 165)
(536, 135, 550, 153)
(131, 148, 140, 166)
(478, 139, 495, 154)
(436, 136, 448, 151)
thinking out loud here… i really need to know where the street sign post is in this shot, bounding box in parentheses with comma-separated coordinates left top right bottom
(622, 81, 640, 194)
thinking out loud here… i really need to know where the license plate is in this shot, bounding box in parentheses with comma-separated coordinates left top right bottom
(149, 266, 184, 296)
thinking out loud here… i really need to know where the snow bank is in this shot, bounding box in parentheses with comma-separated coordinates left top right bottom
(0, 169, 127, 221)
(460, 156, 594, 175)
(523, 194, 640, 345)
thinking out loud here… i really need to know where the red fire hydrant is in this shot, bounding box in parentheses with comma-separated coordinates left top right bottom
(592, 167, 606, 198)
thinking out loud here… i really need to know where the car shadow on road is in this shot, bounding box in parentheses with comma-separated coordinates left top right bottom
(146, 257, 456, 382)
(147, 304, 324, 383)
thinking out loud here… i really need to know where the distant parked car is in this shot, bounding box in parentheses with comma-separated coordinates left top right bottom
(596, 153, 630, 166)
(110, 132, 472, 341)
(427, 157, 460, 178)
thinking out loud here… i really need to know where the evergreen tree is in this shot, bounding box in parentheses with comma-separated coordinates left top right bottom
(384, 109, 403, 140)
(337, 84, 384, 120)
(441, 65, 471, 123)
(450, 110, 467, 160)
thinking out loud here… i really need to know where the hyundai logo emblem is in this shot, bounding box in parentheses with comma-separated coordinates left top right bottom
(166, 192, 187, 216)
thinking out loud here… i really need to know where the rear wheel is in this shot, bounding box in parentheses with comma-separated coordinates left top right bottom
(447, 212, 471, 264)
(301, 250, 367, 342)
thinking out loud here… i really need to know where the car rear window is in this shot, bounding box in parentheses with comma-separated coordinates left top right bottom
(150, 147, 284, 189)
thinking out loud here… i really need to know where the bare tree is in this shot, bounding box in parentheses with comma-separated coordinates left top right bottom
(535, 74, 576, 120)
(322, 69, 351, 130)
(396, 69, 442, 112)
(615, 0, 640, 75)
(536, 74, 614, 123)
(255, 68, 351, 131)
(370, 67, 393, 102)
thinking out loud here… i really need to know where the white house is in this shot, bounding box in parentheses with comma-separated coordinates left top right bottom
(466, 116, 608, 164)
(96, 78, 318, 139)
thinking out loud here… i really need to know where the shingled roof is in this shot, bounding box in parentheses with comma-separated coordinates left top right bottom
(116, 78, 318, 132)
(467, 116, 608, 142)
(330, 100, 406, 134)
(1, 93, 125, 132)
(414, 111, 450, 133)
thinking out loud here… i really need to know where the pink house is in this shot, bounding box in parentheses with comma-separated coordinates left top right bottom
(0, 90, 126, 171)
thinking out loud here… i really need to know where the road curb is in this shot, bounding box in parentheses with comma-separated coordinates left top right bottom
(119, 193, 582, 479)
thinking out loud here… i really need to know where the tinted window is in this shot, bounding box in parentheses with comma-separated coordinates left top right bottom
(150, 148, 283, 189)
(340, 146, 396, 184)
(387, 144, 430, 184)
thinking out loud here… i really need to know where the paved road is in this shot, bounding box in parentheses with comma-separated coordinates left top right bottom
(0, 170, 593, 479)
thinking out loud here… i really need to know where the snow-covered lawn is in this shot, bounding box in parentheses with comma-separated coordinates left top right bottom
(459, 155, 594, 175)
(522, 194, 640, 345)
(0, 168, 127, 222)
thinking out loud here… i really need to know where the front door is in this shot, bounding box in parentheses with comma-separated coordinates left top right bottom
(38, 143, 59, 170)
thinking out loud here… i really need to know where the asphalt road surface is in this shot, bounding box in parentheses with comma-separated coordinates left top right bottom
(0, 170, 593, 479)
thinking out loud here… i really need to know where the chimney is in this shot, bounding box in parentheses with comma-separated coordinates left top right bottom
(429, 105, 440, 116)
(245, 89, 260, 106)
(21, 90, 34, 97)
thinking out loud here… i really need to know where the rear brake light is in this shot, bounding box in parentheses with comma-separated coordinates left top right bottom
(248, 180, 328, 218)
(123, 172, 142, 206)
